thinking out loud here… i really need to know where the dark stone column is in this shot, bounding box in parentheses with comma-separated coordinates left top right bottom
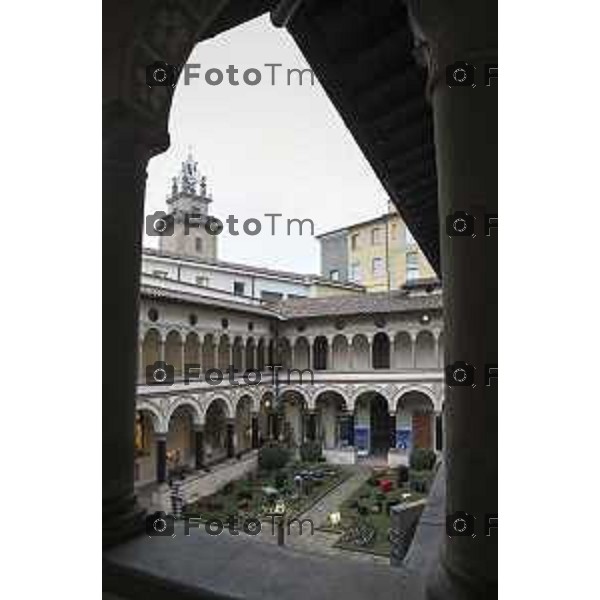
(226, 419, 235, 458)
(102, 107, 169, 548)
(308, 411, 317, 441)
(406, 2, 497, 597)
(251, 413, 259, 449)
(156, 434, 167, 484)
(195, 426, 205, 469)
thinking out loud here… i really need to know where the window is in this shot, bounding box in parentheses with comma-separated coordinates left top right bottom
(372, 257, 384, 276)
(406, 251, 419, 281)
(261, 290, 283, 303)
(405, 227, 416, 246)
(350, 261, 361, 283)
(196, 276, 208, 287)
(351, 234, 359, 250)
(233, 281, 245, 296)
(195, 237, 203, 253)
(152, 269, 168, 278)
(371, 227, 382, 245)
(329, 269, 340, 281)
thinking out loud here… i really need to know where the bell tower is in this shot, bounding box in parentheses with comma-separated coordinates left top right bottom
(159, 152, 218, 260)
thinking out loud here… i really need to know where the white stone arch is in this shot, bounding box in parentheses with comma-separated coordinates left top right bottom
(331, 334, 350, 371)
(393, 386, 437, 453)
(293, 336, 310, 370)
(313, 385, 350, 409)
(351, 334, 370, 370)
(165, 395, 202, 427)
(350, 385, 393, 413)
(278, 385, 311, 409)
(393, 384, 437, 413)
(393, 331, 413, 369)
(201, 393, 234, 422)
(232, 387, 259, 413)
(415, 330, 436, 368)
(136, 399, 167, 434)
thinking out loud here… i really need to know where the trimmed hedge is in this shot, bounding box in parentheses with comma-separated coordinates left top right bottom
(409, 448, 437, 471)
(258, 445, 290, 471)
(300, 440, 322, 463)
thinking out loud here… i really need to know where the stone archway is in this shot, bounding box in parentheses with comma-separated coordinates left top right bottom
(204, 398, 229, 464)
(278, 337, 292, 369)
(393, 331, 412, 369)
(245, 337, 256, 371)
(351, 334, 369, 370)
(235, 395, 253, 453)
(293, 337, 310, 370)
(280, 389, 307, 449)
(202, 334, 216, 370)
(315, 390, 347, 449)
(395, 390, 436, 453)
(218, 334, 230, 372)
(354, 391, 392, 457)
(372, 332, 391, 369)
(313, 336, 328, 370)
(165, 330, 183, 377)
(166, 405, 196, 474)
(184, 332, 201, 368)
(232, 336, 244, 372)
(415, 331, 436, 368)
(141, 329, 161, 382)
(331, 334, 349, 371)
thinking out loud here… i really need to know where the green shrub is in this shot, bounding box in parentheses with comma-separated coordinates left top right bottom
(409, 448, 437, 471)
(409, 470, 434, 494)
(300, 440, 322, 463)
(274, 471, 288, 489)
(258, 445, 290, 471)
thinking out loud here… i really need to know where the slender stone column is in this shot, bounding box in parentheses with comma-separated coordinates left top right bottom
(194, 425, 205, 470)
(406, 2, 497, 597)
(179, 341, 185, 379)
(226, 419, 235, 458)
(103, 108, 169, 547)
(251, 413, 259, 449)
(156, 433, 167, 483)
(348, 413, 355, 447)
(308, 410, 317, 441)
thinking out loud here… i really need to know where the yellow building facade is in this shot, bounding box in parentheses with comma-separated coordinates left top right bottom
(319, 206, 435, 293)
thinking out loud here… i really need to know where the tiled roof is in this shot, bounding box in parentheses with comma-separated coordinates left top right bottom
(142, 248, 363, 290)
(276, 289, 442, 318)
(140, 284, 281, 318)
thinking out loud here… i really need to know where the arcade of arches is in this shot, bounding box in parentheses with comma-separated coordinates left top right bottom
(139, 328, 444, 381)
(134, 386, 440, 486)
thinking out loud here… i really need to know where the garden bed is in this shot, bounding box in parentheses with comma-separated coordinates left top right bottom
(329, 467, 435, 557)
(183, 462, 350, 523)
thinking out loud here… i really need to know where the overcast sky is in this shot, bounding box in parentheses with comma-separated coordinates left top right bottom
(144, 14, 389, 274)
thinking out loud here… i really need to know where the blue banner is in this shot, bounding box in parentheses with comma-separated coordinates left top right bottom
(396, 429, 411, 450)
(354, 426, 369, 452)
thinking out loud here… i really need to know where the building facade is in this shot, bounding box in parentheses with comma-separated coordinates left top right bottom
(136, 154, 444, 487)
(135, 280, 444, 486)
(317, 205, 436, 292)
